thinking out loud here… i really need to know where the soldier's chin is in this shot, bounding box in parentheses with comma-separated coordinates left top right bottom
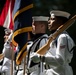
(48, 27, 51, 31)
(49, 29, 52, 31)
(32, 32, 35, 34)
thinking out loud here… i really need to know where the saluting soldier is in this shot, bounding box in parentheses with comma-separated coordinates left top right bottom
(0, 29, 15, 75)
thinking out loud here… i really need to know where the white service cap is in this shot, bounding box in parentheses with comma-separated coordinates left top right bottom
(50, 10, 71, 19)
(32, 16, 49, 21)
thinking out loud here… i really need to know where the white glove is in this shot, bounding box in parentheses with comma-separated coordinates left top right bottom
(7, 32, 13, 43)
(30, 53, 40, 63)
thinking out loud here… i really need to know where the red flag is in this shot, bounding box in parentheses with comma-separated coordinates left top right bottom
(0, 0, 15, 30)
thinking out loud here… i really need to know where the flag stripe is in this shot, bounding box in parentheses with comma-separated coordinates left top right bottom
(0, 0, 15, 30)
(14, 4, 33, 21)
(9, 0, 15, 29)
(12, 27, 32, 46)
(3, 5, 11, 28)
(13, 27, 32, 37)
(0, 0, 10, 26)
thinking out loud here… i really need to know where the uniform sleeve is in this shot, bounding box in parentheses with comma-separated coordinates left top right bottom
(44, 34, 73, 66)
(2, 42, 11, 53)
(56, 34, 67, 61)
(56, 34, 75, 62)
(2, 32, 13, 59)
(2, 41, 12, 59)
(39, 37, 48, 48)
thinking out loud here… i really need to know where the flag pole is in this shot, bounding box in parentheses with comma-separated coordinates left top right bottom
(11, 44, 14, 75)
(23, 57, 26, 75)
(23, 32, 31, 75)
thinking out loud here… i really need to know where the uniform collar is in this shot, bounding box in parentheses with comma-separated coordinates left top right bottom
(32, 33, 46, 41)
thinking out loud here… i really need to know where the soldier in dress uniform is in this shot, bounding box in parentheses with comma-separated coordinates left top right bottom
(25, 16, 49, 75)
(31, 10, 75, 75)
(0, 28, 15, 75)
(16, 16, 49, 75)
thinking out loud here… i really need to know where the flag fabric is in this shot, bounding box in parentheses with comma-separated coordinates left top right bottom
(12, 0, 33, 65)
(0, 0, 15, 30)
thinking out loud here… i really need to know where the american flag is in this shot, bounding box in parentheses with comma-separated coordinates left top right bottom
(0, 0, 15, 30)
